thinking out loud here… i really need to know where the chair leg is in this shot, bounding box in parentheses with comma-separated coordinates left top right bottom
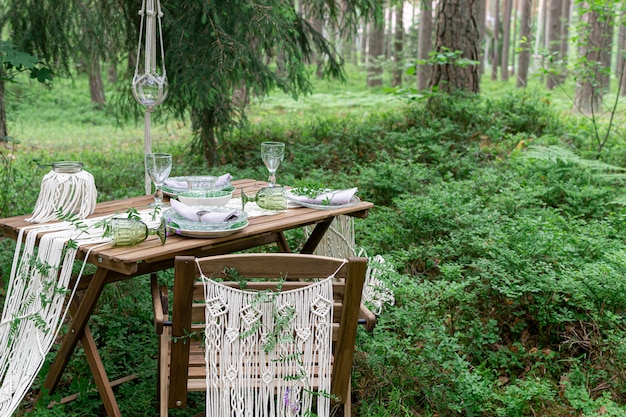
(344, 378, 352, 417)
(159, 331, 169, 417)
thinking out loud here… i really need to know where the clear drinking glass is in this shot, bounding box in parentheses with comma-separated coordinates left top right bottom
(145, 153, 172, 206)
(241, 187, 287, 211)
(261, 142, 285, 187)
(110, 218, 167, 247)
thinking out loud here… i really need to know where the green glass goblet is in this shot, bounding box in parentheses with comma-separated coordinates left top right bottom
(110, 218, 167, 247)
(241, 186, 287, 211)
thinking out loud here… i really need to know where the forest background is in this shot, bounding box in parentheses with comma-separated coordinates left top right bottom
(3, 0, 626, 416)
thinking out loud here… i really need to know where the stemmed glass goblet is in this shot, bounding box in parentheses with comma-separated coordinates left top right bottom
(261, 142, 285, 187)
(145, 153, 172, 206)
(109, 218, 167, 247)
(241, 187, 287, 211)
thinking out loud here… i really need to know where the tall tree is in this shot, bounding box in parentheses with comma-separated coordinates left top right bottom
(479, 0, 487, 74)
(491, 0, 500, 80)
(430, 0, 481, 93)
(6, 0, 124, 109)
(6, 0, 382, 165)
(416, 0, 433, 90)
(516, 0, 532, 87)
(619, 11, 626, 97)
(367, 20, 385, 87)
(392, 3, 404, 87)
(559, 0, 571, 64)
(572, 1, 612, 115)
(501, 0, 513, 80)
(546, 0, 563, 89)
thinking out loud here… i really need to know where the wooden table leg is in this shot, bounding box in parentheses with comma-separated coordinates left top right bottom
(300, 218, 333, 254)
(79, 318, 123, 417)
(44, 267, 110, 393)
(275, 232, 292, 253)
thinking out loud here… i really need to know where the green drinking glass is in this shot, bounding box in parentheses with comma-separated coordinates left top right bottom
(241, 186, 287, 211)
(110, 218, 167, 247)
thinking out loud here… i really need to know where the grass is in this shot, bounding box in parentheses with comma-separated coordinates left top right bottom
(4, 64, 626, 416)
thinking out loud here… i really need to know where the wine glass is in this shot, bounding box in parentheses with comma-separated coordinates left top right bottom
(145, 153, 172, 206)
(261, 142, 285, 187)
(241, 187, 287, 211)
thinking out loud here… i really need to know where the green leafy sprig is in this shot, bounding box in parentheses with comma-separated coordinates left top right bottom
(290, 180, 333, 205)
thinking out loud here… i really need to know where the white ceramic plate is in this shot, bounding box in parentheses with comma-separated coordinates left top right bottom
(285, 194, 361, 210)
(175, 220, 248, 238)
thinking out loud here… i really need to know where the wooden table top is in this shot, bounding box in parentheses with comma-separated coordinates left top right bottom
(0, 179, 373, 277)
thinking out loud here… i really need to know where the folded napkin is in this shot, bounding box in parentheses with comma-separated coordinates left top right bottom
(164, 173, 232, 189)
(288, 187, 358, 206)
(170, 199, 239, 223)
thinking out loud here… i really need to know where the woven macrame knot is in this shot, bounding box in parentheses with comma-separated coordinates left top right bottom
(26, 168, 97, 223)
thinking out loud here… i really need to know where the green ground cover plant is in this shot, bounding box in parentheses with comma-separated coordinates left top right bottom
(2, 70, 626, 416)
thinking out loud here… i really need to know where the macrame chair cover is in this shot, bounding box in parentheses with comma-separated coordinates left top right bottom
(0, 221, 109, 415)
(26, 168, 97, 223)
(201, 272, 335, 417)
(304, 215, 394, 315)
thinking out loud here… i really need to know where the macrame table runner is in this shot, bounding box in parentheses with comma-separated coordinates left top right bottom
(0, 208, 159, 415)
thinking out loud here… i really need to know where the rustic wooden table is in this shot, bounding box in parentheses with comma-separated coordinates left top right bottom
(0, 179, 372, 416)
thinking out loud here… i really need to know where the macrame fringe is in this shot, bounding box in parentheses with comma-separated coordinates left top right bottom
(202, 274, 335, 417)
(0, 218, 111, 416)
(304, 215, 395, 315)
(26, 170, 97, 223)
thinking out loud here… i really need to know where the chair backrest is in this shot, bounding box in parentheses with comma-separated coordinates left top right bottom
(168, 253, 367, 415)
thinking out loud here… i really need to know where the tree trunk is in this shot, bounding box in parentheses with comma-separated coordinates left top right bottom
(0, 72, 6, 143)
(416, 0, 433, 91)
(534, 0, 546, 71)
(510, 0, 518, 75)
(430, 0, 481, 94)
(501, 0, 513, 81)
(385, 2, 393, 59)
(516, 0, 532, 88)
(559, 0, 571, 64)
(392, 4, 404, 87)
(87, 58, 106, 109)
(193, 108, 218, 166)
(367, 21, 385, 87)
(479, 0, 487, 74)
(599, 13, 613, 91)
(546, 0, 562, 89)
(573, 5, 603, 115)
(313, 17, 325, 79)
(491, 0, 500, 80)
(619, 12, 626, 97)
(361, 21, 369, 66)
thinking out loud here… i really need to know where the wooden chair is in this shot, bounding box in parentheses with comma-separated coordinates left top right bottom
(152, 254, 367, 417)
